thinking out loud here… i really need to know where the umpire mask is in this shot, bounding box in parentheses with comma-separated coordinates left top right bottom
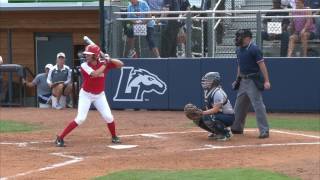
(235, 29, 252, 47)
(201, 72, 221, 90)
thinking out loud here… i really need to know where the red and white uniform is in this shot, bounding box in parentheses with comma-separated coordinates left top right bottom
(56, 44, 120, 145)
(74, 61, 116, 125)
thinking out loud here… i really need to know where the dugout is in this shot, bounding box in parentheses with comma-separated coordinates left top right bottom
(0, 3, 104, 106)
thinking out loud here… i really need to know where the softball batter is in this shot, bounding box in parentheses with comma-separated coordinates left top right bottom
(55, 44, 124, 147)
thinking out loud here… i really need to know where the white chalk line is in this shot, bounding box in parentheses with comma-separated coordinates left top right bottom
(118, 129, 320, 140)
(118, 130, 206, 138)
(269, 129, 320, 139)
(245, 129, 320, 139)
(140, 134, 166, 139)
(188, 142, 320, 151)
(0, 129, 318, 179)
(1, 129, 318, 147)
(0, 140, 52, 147)
(0, 153, 83, 180)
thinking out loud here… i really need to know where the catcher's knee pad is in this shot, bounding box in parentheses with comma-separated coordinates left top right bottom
(197, 117, 214, 133)
(212, 120, 228, 135)
(202, 115, 217, 131)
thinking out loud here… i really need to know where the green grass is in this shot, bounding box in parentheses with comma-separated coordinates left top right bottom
(186, 115, 320, 132)
(0, 120, 40, 133)
(245, 116, 320, 132)
(95, 169, 298, 180)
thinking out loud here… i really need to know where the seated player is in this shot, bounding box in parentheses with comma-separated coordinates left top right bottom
(23, 64, 53, 108)
(47, 52, 73, 109)
(185, 72, 235, 141)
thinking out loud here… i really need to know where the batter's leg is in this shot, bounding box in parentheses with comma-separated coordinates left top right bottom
(232, 93, 251, 133)
(93, 93, 119, 142)
(58, 89, 92, 140)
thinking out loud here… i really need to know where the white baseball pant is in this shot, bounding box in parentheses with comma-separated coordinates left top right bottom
(75, 89, 113, 125)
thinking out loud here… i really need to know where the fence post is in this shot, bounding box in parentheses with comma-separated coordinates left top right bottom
(99, 0, 106, 52)
(208, 0, 216, 57)
(256, 11, 262, 49)
(212, 10, 216, 58)
(231, 0, 235, 16)
(111, 6, 120, 57)
(201, 20, 204, 56)
(186, 11, 192, 58)
(7, 29, 13, 105)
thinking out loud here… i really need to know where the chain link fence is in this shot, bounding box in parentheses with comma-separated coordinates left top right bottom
(111, 0, 320, 58)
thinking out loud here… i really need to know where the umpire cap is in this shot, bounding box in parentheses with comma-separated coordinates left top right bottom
(235, 29, 252, 46)
(236, 29, 252, 38)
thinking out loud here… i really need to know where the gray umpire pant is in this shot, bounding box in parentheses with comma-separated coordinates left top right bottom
(232, 79, 269, 133)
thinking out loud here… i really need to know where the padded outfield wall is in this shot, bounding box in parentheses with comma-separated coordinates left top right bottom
(105, 58, 320, 112)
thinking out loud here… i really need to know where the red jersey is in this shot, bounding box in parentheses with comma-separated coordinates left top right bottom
(80, 61, 116, 94)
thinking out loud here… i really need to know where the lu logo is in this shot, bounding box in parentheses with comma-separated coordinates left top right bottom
(113, 67, 167, 102)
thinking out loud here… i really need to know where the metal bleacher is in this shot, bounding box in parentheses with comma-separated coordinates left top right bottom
(215, 0, 273, 58)
(215, 0, 320, 58)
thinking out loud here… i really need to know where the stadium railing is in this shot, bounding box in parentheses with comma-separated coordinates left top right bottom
(112, 8, 320, 58)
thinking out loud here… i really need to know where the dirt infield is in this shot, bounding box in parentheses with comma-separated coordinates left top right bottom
(0, 108, 319, 180)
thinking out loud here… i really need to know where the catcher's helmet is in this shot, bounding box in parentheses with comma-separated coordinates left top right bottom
(235, 29, 252, 46)
(83, 44, 101, 57)
(201, 72, 221, 90)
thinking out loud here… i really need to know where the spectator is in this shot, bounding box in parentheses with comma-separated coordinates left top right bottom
(305, 0, 320, 39)
(216, 0, 226, 45)
(161, 0, 190, 58)
(305, 0, 320, 9)
(146, 0, 164, 11)
(176, 0, 191, 57)
(262, 0, 290, 57)
(145, 0, 164, 25)
(281, 0, 296, 8)
(287, 0, 316, 57)
(201, 0, 212, 55)
(316, 12, 320, 39)
(23, 64, 53, 108)
(47, 52, 73, 109)
(126, 0, 161, 58)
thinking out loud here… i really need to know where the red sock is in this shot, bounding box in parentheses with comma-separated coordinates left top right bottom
(59, 120, 78, 139)
(107, 121, 116, 137)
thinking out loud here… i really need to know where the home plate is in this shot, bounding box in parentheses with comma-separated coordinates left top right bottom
(108, 145, 138, 149)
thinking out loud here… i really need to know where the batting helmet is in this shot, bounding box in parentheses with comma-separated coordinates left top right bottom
(83, 44, 100, 57)
(201, 72, 221, 90)
(235, 29, 252, 47)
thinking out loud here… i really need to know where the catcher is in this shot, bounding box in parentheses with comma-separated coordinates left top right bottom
(184, 72, 235, 141)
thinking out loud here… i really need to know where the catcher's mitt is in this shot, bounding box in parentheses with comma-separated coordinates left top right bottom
(184, 103, 203, 120)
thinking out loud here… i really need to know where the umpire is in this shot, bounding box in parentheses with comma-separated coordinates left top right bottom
(231, 29, 271, 139)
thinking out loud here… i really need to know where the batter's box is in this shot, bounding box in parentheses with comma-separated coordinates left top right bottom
(0, 143, 83, 180)
(114, 129, 320, 152)
(188, 129, 320, 151)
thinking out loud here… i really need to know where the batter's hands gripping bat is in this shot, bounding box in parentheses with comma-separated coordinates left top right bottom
(83, 36, 110, 62)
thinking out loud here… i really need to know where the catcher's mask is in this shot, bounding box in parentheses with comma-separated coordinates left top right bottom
(201, 72, 221, 90)
(235, 29, 252, 47)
